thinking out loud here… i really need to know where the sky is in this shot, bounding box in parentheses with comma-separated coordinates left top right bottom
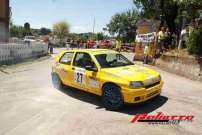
(11, 0, 135, 33)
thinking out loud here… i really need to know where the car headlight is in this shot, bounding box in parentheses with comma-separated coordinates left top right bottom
(129, 81, 144, 89)
(144, 75, 162, 85)
(157, 75, 161, 82)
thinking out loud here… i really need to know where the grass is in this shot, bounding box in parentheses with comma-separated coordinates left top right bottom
(164, 49, 195, 58)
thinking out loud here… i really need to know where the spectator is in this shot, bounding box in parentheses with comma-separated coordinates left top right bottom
(95, 41, 100, 48)
(77, 40, 80, 48)
(171, 32, 178, 49)
(198, 57, 202, 76)
(116, 40, 122, 52)
(83, 42, 87, 49)
(48, 41, 53, 54)
(178, 26, 189, 50)
(157, 27, 166, 54)
(164, 27, 171, 50)
(79, 40, 83, 48)
(70, 40, 74, 49)
(143, 44, 149, 64)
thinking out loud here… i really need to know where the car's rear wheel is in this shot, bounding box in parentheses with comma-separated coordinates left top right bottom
(51, 73, 64, 90)
(102, 84, 124, 111)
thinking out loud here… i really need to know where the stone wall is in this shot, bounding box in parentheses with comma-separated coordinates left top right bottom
(0, 42, 48, 65)
(155, 54, 202, 81)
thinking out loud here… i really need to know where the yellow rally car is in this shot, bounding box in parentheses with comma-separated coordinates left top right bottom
(52, 49, 163, 110)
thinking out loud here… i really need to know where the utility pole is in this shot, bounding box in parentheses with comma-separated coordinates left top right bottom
(91, 16, 95, 40)
(92, 17, 95, 34)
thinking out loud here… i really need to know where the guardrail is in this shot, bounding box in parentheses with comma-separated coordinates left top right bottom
(0, 42, 48, 65)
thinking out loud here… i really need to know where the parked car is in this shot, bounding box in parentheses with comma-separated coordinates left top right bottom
(23, 36, 36, 43)
(100, 40, 113, 49)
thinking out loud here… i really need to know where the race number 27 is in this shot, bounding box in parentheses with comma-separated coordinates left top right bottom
(76, 72, 83, 83)
(74, 68, 86, 85)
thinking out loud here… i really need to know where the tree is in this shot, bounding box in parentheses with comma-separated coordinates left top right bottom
(188, 24, 202, 56)
(79, 33, 90, 41)
(133, 0, 179, 32)
(24, 22, 32, 36)
(40, 27, 51, 35)
(10, 25, 25, 38)
(105, 9, 139, 42)
(53, 21, 70, 44)
(133, 0, 202, 32)
(96, 32, 104, 40)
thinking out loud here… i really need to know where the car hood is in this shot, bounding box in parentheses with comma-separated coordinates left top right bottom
(101, 65, 160, 82)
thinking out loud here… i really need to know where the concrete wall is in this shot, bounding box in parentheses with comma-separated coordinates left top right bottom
(0, 42, 48, 65)
(156, 54, 202, 81)
(0, 22, 8, 42)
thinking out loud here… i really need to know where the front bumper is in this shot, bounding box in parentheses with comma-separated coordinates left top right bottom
(122, 81, 163, 103)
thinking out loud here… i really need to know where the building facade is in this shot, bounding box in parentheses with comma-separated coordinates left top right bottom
(0, 0, 9, 42)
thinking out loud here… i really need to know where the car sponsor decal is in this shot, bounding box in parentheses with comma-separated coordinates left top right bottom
(89, 78, 99, 88)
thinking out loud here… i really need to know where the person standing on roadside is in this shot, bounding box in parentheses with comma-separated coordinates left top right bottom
(171, 31, 178, 49)
(178, 26, 189, 49)
(77, 40, 80, 49)
(143, 44, 149, 64)
(48, 41, 53, 54)
(116, 39, 122, 52)
(157, 27, 166, 54)
(164, 27, 171, 50)
(198, 57, 202, 76)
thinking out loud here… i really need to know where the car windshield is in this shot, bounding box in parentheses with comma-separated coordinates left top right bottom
(95, 53, 134, 68)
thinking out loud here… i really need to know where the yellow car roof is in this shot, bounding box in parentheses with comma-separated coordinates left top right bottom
(63, 49, 118, 55)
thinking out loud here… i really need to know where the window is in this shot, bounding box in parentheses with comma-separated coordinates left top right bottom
(73, 52, 95, 68)
(60, 52, 74, 65)
(95, 53, 134, 68)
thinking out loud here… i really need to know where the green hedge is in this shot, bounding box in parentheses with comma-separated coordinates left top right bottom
(188, 25, 202, 57)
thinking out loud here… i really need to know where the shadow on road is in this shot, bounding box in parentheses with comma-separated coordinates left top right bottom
(121, 96, 168, 115)
(59, 86, 168, 115)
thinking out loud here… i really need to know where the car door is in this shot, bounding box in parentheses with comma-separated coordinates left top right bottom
(70, 52, 101, 94)
(58, 52, 75, 86)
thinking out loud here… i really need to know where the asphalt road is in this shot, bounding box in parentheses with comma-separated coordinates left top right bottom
(0, 49, 202, 135)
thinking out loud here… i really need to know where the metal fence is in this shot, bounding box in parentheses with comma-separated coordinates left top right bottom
(0, 42, 48, 65)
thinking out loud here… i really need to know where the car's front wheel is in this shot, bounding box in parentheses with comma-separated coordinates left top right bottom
(51, 73, 64, 90)
(102, 84, 124, 111)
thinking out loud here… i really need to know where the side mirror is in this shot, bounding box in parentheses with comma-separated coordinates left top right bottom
(85, 65, 98, 72)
